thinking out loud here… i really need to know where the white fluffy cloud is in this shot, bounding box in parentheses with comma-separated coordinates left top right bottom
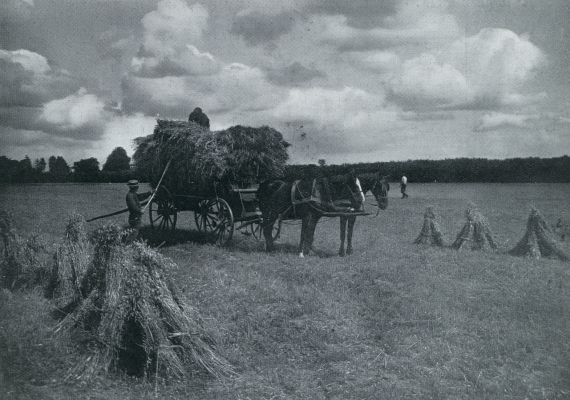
(123, 63, 283, 118)
(270, 86, 402, 153)
(40, 88, 106, 132)
(390, 28, 546, 109)
(317, 0, 461, 50)
(130, 0, 217, 78)
(474, 112, 570, 132)
(348, 50, 401, 73)
(0, 49, 78, 107)
(141, 0, 208, 53)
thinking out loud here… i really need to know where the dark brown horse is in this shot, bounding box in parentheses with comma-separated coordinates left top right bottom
(338, 173, 389, 256)
(258, 173, 389, 257)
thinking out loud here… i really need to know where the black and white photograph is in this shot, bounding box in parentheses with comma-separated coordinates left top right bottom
(1, 0, 570, 398)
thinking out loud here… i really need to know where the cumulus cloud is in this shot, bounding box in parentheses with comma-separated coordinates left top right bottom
(347, 50, 401, 73)
(40, 88, 106, 132)
(266, 62, 325, 86)
(270, 86, 402, 152)
(141, 0, 208, 53)
(231, 11, 297, 46)
(97, 27, 135, 60)
(390, 28, 546, 109)
(474, 112, 570, 132)
(0, 49, 78, 107)
(123, 63, 283, 118)
(128, 0, 218, 78)
(131, 44, 220, 78)
(1, 88, 110, 140)
(0, 0, 34, 22)
(317, 1, 461, 50)
(308, 0, 397, 28)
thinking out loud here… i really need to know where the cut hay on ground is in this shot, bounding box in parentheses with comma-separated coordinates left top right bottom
(0, 211, 49, 290)
(452, 205, 497, 251)
(133, 120, 290, 193)
(509, 207, 569, 261)
(46, 214, 91, 313)
(414, 207, 445, 247)
(57, 225, 233, 380)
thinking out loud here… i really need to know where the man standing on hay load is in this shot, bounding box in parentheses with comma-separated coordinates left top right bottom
(125, 180, 153, 242)
(188, 107, 210, 129)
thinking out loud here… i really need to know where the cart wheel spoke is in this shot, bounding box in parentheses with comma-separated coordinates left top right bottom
(149, 186, 177, 232)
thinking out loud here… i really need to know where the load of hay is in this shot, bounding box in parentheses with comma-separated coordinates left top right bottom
(56, 224, 233, 380)
(133, 120, 290, 194)
(452, 205, 498, 251)
(509, 207, 569, 261)
(0, 211, 49, 290)
(45, 214, 90, 313)
(414, 207, 445, 247)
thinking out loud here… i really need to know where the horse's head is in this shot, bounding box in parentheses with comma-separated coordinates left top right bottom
(371, 174, 389, 211)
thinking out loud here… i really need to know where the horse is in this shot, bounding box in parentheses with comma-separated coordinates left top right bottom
(258, 172, 389, 257)
(338, 173, 389, 256)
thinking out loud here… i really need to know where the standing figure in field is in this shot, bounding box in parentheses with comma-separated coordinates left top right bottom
(125, 180, 152, 242)
(188, 107, 210, 129)
(400, 174, 409, 199)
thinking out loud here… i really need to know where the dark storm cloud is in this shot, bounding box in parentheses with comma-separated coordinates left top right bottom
(266, 62, 326, 87)
(0, 105, 107, 141)
(308, 0, 397, 28)
(231, 11, 296, 45)
(0, 57, 79, 107)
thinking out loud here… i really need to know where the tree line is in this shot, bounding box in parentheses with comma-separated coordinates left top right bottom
(2, 151, 570, 184)
(284, 156, 570, 183)
(0, 147, 136, 184)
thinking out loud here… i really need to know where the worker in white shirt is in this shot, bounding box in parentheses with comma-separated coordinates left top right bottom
(400, 174, 409, 199)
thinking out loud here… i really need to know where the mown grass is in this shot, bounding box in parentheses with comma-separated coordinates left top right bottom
(1, 183, 570, 399)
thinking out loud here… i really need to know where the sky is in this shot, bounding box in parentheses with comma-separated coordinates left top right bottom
(1, 0, 569, 165)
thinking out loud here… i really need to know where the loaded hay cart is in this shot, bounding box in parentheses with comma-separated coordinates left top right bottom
(134, 119, 289, 246)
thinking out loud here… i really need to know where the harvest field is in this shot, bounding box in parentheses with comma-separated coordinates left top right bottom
(1, 182, 570, 399)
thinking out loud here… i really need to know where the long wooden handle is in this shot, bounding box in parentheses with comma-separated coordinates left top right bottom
(141, 159, 172, 213)
(86, 201, 149, 222)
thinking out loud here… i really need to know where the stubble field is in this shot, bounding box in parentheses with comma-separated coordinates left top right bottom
(1, 182, 570, 399)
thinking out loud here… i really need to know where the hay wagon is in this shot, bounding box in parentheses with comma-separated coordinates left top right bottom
(148, 182, 280, 246)
(134, 119, 289, 246)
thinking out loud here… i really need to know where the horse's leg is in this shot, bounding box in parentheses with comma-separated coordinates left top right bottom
(305, 212, 320, 256)
(262, 214, 276, 252)
(339, 216, 347, 256)
(346, 215, 356, 255)
(299, 213, 309, 257)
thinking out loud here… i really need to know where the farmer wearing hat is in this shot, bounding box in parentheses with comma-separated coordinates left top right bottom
(125, 180, 153, 241)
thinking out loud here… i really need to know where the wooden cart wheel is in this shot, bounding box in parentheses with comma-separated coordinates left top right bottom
(149, 186, 177, 231)
(251, 218, 281, 241)
(194, 200, 209, 233)
(195, 198, 234, 245)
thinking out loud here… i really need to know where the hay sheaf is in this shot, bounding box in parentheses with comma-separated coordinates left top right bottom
(452, 204, 497, 251)
(509, 207, 569, 261)
(57, 225, 233, 381)
(0, 211, 49, 290)
(414, 207, 445, 247)
(133, 120, 289, 193)
(46, 214, 91, 311)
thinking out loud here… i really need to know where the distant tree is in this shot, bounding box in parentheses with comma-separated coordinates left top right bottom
(102, 147, 131, 172)
(0, 156, 20, 183)
(318, 159, 326, 167)
(34, 157, 46, 173)
(48, 156, 71, 181)
(15, 156, 34, 182)
(73, 157, 100, 182)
